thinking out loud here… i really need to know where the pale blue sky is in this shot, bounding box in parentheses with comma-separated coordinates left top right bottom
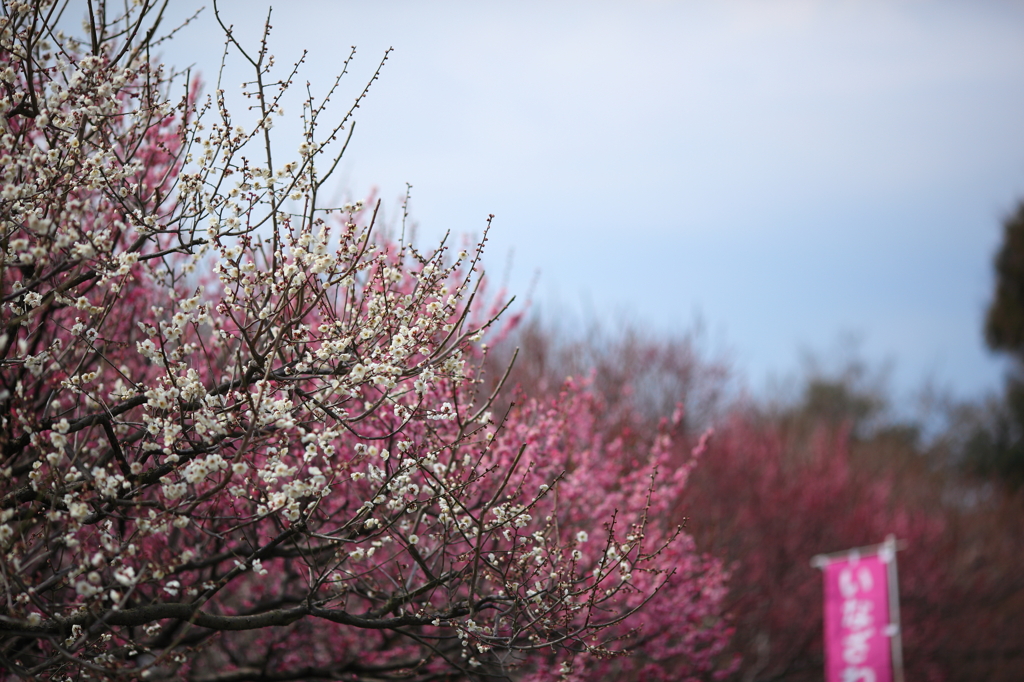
(160, 1, 1024, 401)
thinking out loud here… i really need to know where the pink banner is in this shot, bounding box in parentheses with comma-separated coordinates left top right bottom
(823, 552, 893, 682)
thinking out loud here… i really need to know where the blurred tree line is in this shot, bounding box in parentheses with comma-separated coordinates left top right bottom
(482, 247, 1024, 680)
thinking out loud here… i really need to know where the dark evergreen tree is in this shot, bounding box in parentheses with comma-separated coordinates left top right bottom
(972, 201, 1024, 487)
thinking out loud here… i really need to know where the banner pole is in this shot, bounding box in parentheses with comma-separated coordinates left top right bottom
(885, 534, 905, 682)
(810, 538, 906, 568)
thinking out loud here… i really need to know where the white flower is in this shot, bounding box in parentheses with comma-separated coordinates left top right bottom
(69, 502, 89, 522)
(161, 479, 187, 500)
(113, 565, 136, 586)
(349, 363, 366, 381)
(76, 580, 100, 598)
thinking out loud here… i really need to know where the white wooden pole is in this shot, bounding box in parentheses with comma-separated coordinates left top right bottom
(885, 534, 906, 682)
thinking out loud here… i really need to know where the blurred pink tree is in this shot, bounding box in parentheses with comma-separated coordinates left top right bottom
(677, 392, 1024, 682)
(679, 415, 947, 681)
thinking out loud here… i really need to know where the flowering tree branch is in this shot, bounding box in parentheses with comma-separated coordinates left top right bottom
(0, 2, 731, 680)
